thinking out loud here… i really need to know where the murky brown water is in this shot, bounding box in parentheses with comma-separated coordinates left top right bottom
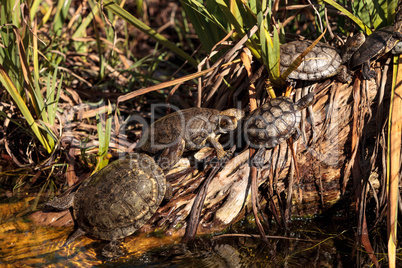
(1, 196, 375, 267)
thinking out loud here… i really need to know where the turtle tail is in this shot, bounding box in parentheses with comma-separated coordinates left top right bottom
(295, 92, 315, 110)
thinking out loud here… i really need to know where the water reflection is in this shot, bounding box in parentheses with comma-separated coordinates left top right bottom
(0, 196, 369, 267)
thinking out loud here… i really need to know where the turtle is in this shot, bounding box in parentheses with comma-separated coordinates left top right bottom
(280, 40, 345, 81)
(349, 26, 402, 79)
(45, 153, 166, 258)
(348, 6, 402, 80)
(138, 107, 245, 171)
(244, 92, 315, 167)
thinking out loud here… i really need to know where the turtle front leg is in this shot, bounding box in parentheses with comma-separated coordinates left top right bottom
(156, 138, 186, 171)
(63, 228, 86, 247)
(206, 136, 231, 161)
(292, 128, 301, 142)
(336, 65, 352, 83)
(361, 60, 376, 80)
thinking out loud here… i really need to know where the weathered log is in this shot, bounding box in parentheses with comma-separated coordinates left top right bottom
(146, 78, 380, 236)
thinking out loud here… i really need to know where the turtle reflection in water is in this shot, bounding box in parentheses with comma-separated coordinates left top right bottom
(244, 93, 315, 167)
(139, 107, 245, 171)
(45, 153, 166, 258)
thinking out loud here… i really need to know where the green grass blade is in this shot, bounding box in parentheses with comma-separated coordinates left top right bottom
(53, 0, 73, 35)
(258, 12, 269, 68)
(32, 18, 41, 100)
(259, 10, 283, 87)
(30, 0, 42, 22)
(180, 0, 227, 53)
(100, 0, 197, 66)
(215, 0, 245, 36)
(53, 74, 63, 125)
(95, 102, 112, 172)
(47, 68, 62, 126)
(104, 102, 112, 158)
(269, 27, 282, 84)
(215, 0, 261, 58)
(323, 0, 372, 34)
(0, 63, 51, 153)
(72, 0, 99, 39)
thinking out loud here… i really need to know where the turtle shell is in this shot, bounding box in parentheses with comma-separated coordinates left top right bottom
(73, 153, 166, 241)
(245, 94, 314, 149)
(349, 26, 400, 69)
(280, 41, 343, 81)
(245, 97, 300, 148)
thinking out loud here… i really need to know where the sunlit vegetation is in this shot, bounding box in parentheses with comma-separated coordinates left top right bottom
(0, 0, 401, 266)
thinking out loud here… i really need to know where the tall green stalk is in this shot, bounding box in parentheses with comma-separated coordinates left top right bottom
(0, 0, 64, 153)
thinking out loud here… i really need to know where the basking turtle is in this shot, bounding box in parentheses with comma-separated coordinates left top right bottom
(139, 108, 244, 171)
(349, 26, 402, 79)
(244, 93, 315, 167)
(349, 6, 402, 79)
(280, 41, 345, 81)
(46, 153, 166, 258)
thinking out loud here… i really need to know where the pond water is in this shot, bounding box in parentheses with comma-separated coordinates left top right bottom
(0, 195, 373, 267)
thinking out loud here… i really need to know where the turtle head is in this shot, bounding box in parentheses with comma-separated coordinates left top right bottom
(216, 109, 245, 133)
(295, 92, 315, 110)
(341, 32, 365, 63)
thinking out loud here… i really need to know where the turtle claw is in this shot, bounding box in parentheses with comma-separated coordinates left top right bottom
(207, 135, 232, 164)
(362, 70, 377, 80)
(361, 61, 376, 80)
(224, 150, 233, 159)
(63, 228, 86, 247)
(214, 148, 227, 160)
(362, 72, 376, 80)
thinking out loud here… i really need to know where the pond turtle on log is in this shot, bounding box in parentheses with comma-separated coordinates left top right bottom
(46, 153, 166, 258)
(348, 8, 402, 79)
(139, 107, 244, 171)
(244, 93, 315, 167)
(279, 40, 356, 82)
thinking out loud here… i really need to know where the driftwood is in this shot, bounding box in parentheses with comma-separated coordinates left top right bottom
(142, 76, 381, 236)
